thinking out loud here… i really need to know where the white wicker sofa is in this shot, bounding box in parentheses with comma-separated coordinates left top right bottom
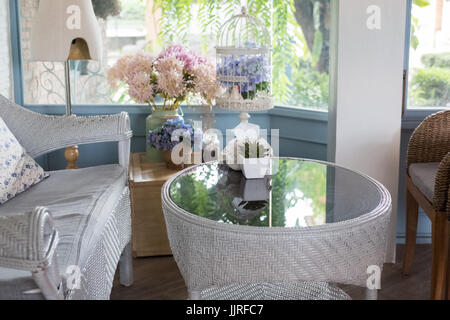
(0, 95, 133, 300)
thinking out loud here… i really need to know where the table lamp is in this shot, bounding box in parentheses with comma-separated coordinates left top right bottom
(31, 0, 102, 169)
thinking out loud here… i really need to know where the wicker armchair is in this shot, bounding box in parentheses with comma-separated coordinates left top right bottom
(0, 95, 134, 299)
(402, 110, 450, 300)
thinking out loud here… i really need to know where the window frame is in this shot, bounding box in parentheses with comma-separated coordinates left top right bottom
(9, 0, 333, 114)
(402, 0, 449, 128)
(12, 0, 439, 125)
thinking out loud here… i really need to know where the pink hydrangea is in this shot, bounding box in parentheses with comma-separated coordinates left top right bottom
(108, 45, 219, 107)
(157, 44, 202, 71)
(155, 54, 184, 75)
(125, 52, 154, 79)
(128, 72, 154, 103)
(191, 58, 220, 102)
(157, 69, 186, 99)
(107, 55, 133, 89)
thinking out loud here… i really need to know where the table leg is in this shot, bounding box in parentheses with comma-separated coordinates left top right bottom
(189, 289, 201, 300)
(365, 288, 378, 300)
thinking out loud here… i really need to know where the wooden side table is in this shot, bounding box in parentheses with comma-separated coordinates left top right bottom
(129, 153, 180, 257)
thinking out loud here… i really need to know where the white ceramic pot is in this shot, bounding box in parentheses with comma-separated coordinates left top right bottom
(241, 157, 271, 179)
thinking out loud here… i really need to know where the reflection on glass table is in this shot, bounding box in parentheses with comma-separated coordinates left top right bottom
(169, 159, 383, 228)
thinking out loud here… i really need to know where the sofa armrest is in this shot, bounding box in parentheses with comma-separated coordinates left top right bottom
(0, 207, 64, 299)
(433, 152, 450, 212)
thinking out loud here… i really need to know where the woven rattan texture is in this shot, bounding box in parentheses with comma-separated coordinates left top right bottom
(200, 281, 351, 300)
(0, 95, 133, 299)
(162, 159, 392, 299)
(0, 207, 57, 271)
(407, 110, 450, 213)
(434, 153, 450, 215)
(0, 95, 132, 159)
(67, 187, 131, 300)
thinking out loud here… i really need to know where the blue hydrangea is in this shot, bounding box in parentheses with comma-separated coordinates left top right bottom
(147, 118, 202, 151)
(217, 54, 271, 94)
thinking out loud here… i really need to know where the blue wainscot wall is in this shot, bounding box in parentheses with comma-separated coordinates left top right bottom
(28, 104, 429, 244)
(28, 105, 327, 170)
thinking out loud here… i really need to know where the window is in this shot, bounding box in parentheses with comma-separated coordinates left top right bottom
(18, 0, 329, 110)
(406, 0, 450, 109)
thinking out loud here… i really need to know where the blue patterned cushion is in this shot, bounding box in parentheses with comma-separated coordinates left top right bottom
(0, 117, 48, 204)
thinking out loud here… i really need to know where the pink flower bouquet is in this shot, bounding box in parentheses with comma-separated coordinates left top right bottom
(108, 45, 220, 111)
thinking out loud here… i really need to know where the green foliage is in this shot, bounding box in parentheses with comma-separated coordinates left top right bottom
(169, 159, 328, 227)
(410, 67, 450, 107)
(282, 160, 326, 222)
(241, 141, 269, 158)
(155, 0, 240, 48)
(119, 0, 146, 21)
(153, 0, 329, 109)
(421, 52, 450, 69)
(410, 0, 430, 50)
(289, 63, 329, 109)
(413, 0, 430, 7)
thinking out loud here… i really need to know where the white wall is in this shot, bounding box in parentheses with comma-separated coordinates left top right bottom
(0, 0, 13, 99)
(329, 0, 407, 263)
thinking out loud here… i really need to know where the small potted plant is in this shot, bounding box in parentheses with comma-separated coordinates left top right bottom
(147, 118, 202, 170)
(239, 140, 271, 179)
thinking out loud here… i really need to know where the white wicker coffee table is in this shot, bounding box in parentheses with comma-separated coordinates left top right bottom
(162, 158, 391, 300)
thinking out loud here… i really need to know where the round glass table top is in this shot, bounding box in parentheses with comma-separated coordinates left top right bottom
(168, 158, 385, 228)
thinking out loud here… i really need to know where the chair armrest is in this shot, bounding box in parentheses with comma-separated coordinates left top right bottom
(434, 152, 450, 212)
(407, 110, 450, 173)
(0, 207, 64, 299)
(0, 207, 58, 272)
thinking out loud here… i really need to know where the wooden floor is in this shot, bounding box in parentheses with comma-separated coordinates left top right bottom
(111, 244, 433, 300)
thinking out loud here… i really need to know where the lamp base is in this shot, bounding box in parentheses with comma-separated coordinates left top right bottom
(65, 146, 79, 169)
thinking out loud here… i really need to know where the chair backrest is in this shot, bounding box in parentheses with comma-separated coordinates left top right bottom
(407, 110, 450, 170)
(0, 94, 45, 153)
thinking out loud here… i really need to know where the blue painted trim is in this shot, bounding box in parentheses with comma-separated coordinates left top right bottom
(23, 103, 272, 116)
(402, 0, 412, 112)
(9, 0, 24, 105)
(278, 134, 328, 145)
(270, 106, 328, 122)
(402, 108, 442, 129)
(404, 0, 412, 71)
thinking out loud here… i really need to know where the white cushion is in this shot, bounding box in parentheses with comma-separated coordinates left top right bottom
(0, 164, 127, 299)
(409, 162, 440, 202)
(0, 117, 48, 204)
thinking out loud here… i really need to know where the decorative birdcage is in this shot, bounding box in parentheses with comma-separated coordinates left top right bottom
(215, 6, 273, 114)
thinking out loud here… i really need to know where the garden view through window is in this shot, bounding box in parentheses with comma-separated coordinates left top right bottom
(19, 0, 330, 110)
(407, 0, 450, 109)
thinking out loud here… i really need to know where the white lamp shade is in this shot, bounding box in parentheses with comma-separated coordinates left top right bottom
(31, 0, 102, 61)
